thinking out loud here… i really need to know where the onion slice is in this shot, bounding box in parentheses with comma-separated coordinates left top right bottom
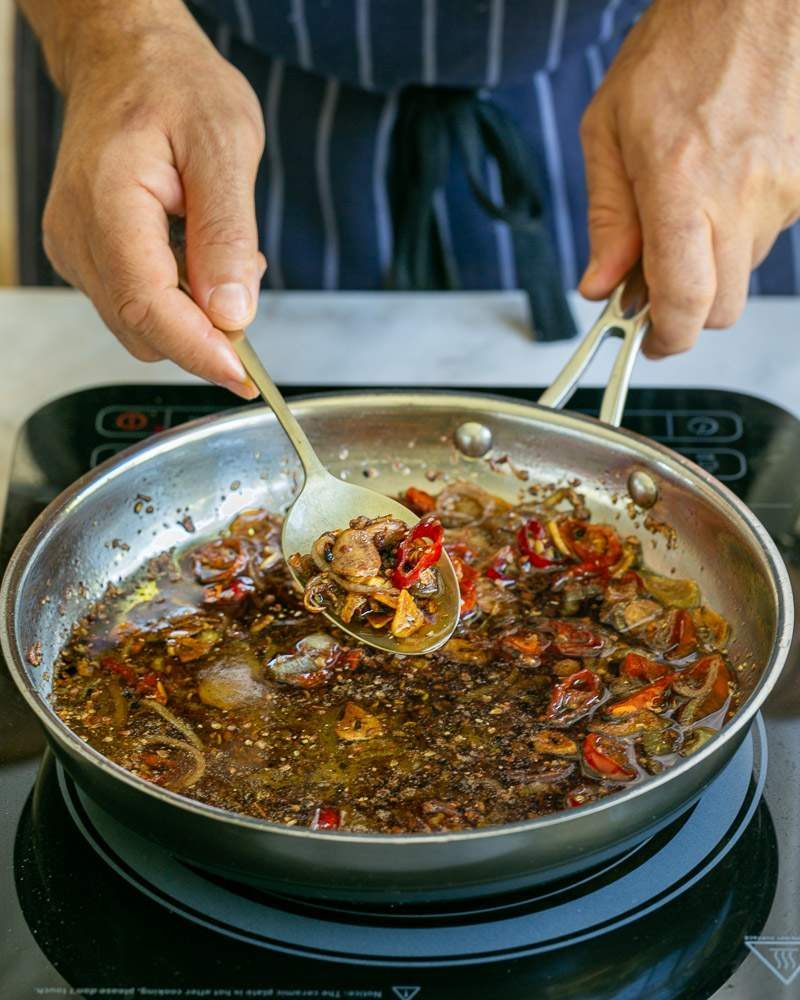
(141, 698, 204, 750)
(140, 735, 206, 789)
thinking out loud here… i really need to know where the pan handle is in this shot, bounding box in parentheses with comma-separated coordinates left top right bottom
(538, 263, 650, 427)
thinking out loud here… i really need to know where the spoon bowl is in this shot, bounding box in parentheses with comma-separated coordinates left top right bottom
(281, 470, 459, 653)
(230, 335, 461, 654)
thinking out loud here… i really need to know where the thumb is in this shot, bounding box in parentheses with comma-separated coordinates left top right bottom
(579, 108, 641, 300)
(181, 131, 263, 332)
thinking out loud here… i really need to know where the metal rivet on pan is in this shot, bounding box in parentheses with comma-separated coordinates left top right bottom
(628, 469, 659, 509)
(454, 422, 493, 458)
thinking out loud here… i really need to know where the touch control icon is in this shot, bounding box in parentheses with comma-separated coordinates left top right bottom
(745, 936, 800, 985)
(113, 410, 149, 432)
(685, 415, 720, 437)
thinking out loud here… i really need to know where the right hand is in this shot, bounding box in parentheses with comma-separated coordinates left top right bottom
(42, 9, 265, 396)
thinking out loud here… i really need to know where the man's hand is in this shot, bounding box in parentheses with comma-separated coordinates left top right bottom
(579, 0, 800, 357)
(21, 0, 264, 395)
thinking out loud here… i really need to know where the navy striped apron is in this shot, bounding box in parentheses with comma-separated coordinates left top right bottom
(14, 1, 800, 327)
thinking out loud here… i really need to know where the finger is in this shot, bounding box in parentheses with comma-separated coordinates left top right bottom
(114, 326, 165, 363)
(88, 183, 258, 397)
(179, 118, 264, 332)
(637, 182, 716, 358)
(579, 106, 642, 300)
(138, 157, 186, 217)
(66, 245, 166, 362)
(705, 225, 752, 329)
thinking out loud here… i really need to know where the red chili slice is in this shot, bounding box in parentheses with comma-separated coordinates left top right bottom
(404, 487, 437, 516)
(501, 632, 545, 658)
(99, 656, 138, 686)
(565, 784, 601, 808)
(516, 518, 556, 568)
(450, 555, 478, 615)
(99, 657, 166, 702)
(547, 668, 602, 719)
(668, 609, 698, 660)
(548, 620, 605, 657)
(606, 675, 674, 716)
(311, 806, 342, 830)
(561, 520, 623, 569)
(391, 516, 444, 589)
(677, 654, 731, 716)
(140, 751, 178, 770)
(620, 652, 670, 682)
(335, 648, 363, 673)
(583, 733, 637, 781)
(136, 671, 168, 704)
(486, 545, 517, 582)
(202, 576, 256, 606)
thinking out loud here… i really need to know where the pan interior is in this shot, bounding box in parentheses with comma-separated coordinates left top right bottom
(5, 393, 784, 810)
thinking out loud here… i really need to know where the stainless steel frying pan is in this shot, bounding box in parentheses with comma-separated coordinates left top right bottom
(1, 281, 792, 903)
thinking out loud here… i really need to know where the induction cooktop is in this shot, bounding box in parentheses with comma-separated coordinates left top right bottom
(1, 384, 799, 1000)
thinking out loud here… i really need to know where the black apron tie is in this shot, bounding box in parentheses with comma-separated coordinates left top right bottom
(388, 86, 577, 342)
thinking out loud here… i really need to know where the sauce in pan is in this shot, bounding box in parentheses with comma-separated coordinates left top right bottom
(52, 482, 740, 833)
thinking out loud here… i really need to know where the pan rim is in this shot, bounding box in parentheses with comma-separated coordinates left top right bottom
(1, 389, 793, 846)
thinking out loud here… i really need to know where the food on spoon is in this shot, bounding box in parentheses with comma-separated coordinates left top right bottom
(51, 482, 742, 834)
(289, 514, 445, 639)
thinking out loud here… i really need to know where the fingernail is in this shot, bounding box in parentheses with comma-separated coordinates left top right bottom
(215, 351, 259, 398)
(208, 282, 252, 327)
(216, 375, 258, 399)
(239, 377, 259, 399)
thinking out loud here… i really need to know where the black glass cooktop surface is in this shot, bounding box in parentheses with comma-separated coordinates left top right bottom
(2, 384, 799, 1000)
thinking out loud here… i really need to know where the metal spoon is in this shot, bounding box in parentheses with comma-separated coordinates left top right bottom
(169, 225, 460, 655)
(226, 332, 461, 654)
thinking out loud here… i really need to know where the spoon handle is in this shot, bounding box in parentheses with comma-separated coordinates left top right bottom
(229, 331, 326, 479)
(168, 216, 326, 481)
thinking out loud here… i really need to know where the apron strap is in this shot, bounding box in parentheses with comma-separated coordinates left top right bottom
(388, 86, 577, 342)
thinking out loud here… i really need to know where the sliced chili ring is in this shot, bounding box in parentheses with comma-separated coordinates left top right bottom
(583, 733, 637, 781)
(675, 654, 731, 717)
(516, 518, 556, 568)
(486, 545, 517, 582)
(560, 519, 623, 568)
(548, 620, 605, 657)
(404, 487, 437, 516)
(620, 652, 670, 682)
(202, 576, 256, 606)
(449, 554, 478, 615)
(311, 806, 342, 830)
(99, 655, 137, 686)
(391, 516, 444, 589)
(547, 668, 602, 719)
(668, 609, 698, 660)
(606, 675, 674, 716)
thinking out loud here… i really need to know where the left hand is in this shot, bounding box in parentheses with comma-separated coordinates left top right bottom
(578, 0, 800, 357)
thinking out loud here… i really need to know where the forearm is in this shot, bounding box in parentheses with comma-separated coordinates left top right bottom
(14, 0, 196, 93)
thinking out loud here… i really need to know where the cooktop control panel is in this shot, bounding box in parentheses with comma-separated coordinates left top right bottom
(89, 398, 748, 481)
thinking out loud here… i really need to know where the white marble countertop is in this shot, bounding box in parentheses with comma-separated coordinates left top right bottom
(1, 286, 798, 502)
